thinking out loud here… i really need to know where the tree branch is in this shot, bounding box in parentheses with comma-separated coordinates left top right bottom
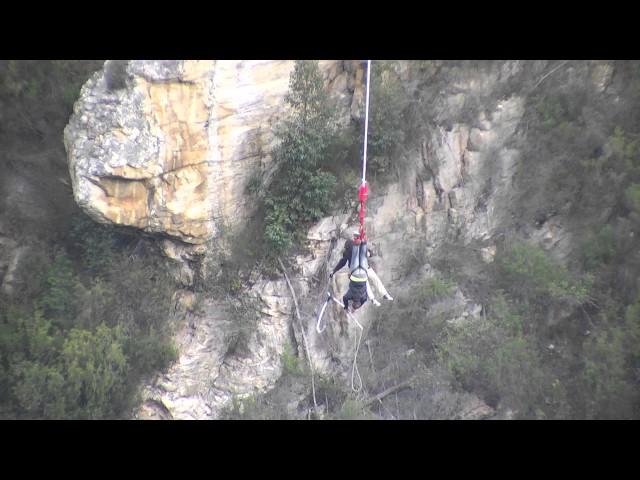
(530, 60, 570, 93)
(277, 257, 318, 410)
(363, 378, 414, 407)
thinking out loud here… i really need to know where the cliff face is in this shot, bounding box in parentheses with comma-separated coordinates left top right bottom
(64, 61, 361, 254)
(65, 60, 364, 418)
(65, 60, 621, 419)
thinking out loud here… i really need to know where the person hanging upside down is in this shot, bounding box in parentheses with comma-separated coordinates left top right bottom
(341, 235, 369, 312)
(330, 229, 393, 306)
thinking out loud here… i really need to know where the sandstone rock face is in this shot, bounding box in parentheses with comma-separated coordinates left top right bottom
(69, 60, 617, 419)
(137, 214, 347, 419)
(65, 60, 365, 419)
(65, 61, 362, 249)
(92, 60, 533, 419)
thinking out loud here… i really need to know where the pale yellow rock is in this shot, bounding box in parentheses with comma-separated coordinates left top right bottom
(86, 176, 149, 228)
(68, 60, 361, 246)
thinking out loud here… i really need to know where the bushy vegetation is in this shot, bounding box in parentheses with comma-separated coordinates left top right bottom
(418, 277, 454, 302)
(0, 60, 102, 144)
(496, 242, 592, 306)
(436, 293, 559, 417)
(580, 296, 640, 419)
(371, 275, 457, 354)
(254, 60, 413, 257)
(368, 61, 408, 177)
(280, 342, 302, 376)
(431, 234, 639, 418)
(262, 60, 341, 255)
(0, 212, 178, 419)
(0, 61, 105, 241)
(0, 60, 178, 419)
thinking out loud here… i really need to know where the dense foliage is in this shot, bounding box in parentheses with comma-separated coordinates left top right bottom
(0, 61, 177, 419)
(0, 213, 178, 419)
(260, 61, 340, 254)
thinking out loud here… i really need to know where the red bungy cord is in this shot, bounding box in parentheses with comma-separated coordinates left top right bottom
(358, 182, 369, 241)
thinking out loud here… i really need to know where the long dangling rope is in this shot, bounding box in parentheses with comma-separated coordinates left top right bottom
(316, 291, 331, 334)
(326, 294, 364, 393)
(348, 60, 372, 393)
(349, 311, 364, 393)
(358, 60, 371, 241)
(362, 59, 371, 186)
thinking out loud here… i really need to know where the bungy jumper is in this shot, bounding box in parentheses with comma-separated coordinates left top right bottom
(317, 59, 373, 332)
(315, 60, 374, 393)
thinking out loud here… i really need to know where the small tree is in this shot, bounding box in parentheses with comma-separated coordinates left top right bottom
(60, 324, 129, 419)
(264, 60, 338, 255)
(69, 212, 118, 278)
(38, 251, 78, 325)
(578, 291, 640, 419)
(368, 61, 407, 175)
(496, 243, 591, 307)
(435, 293, 560, 417)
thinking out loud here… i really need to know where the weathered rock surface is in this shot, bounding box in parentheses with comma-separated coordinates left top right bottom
(65, 60, 362, 250)
(136, 214, 347, 419)
(76, 60, 532, 419)
(68, 60, 618, 420)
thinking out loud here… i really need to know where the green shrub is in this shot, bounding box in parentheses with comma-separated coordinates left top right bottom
(11, 359, 67, 419)
(126, 329, 177, 376)
(577, 128, 640, 216)
(578, 292, 640, 419)
(59, 324, 129, 419)
(417, 277, 453, 302)
(536, 94, 570, 130)
(497, 243, 591, 305)
(610, 126, 640, 168)
(4, 311, 132, 419)
(69, 212, 119, 277)
(624, 183, 640, 213)
(368, 61, 407, 176)
(335, 398, 368, 420)
(38, 251, 79, 325)
(435, 294, 557, 417)
(280, 343, 302, 376)
(373, 275, 456, 353)
(581, 325, 635, 419)
(262, 60, 340, 255)
(0, 238, 179, 419)
(246, 171, 263, 197)
(582, 225, 616, 270)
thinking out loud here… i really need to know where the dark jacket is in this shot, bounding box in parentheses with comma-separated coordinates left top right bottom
(331, 239, 354, 275)
(343, 280, 368, 310)
(341, 239, 369, 311)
